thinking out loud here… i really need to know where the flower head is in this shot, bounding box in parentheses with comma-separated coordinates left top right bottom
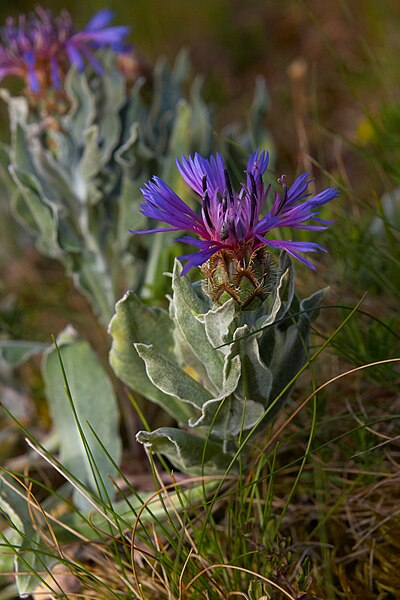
(0, 7, 130, 93)
(132, 150, 338, 277)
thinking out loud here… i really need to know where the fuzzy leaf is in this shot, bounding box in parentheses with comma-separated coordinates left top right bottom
(231, 324, 273, 403)
(42, 327, 121, 512)
(78, 125, 103, 184)
(11, 168, 60, 256)
(109, 292, 195, 423)
(66, 250, 115, 323)
(300, 286, 329, 321)
(169, 302, 214, 395)
(136, 427, 231, 474)
(171, 260, 224, 390)
(12, 123, 36, 174)
(203, 299, 237, 353)
(115, 176, 147, 251)
(255, 255, 293, 331)
(188, 354, 263, 438)
(268, 287, 329, 415)
(94, 56, 125, 163)
(0, 340, 48, 367)
(29, 139, 77, 210)
(63, 68, 96, 140)
(255, 254, 295, 368)
(135, 343, 210, 413)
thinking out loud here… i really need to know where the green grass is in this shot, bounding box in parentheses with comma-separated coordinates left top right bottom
(1, 336, 399, 598)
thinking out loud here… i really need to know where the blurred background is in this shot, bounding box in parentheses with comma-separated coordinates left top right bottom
(1, 0, 400, 171)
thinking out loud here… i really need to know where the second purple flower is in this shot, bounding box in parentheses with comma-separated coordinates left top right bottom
(0, 7, 130, 94)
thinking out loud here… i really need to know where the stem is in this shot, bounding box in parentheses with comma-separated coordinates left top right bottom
(77, 202, 115, 324)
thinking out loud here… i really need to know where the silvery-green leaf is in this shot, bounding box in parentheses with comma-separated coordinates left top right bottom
(109, 292, 194, 423)
(114, 123, 140, 168)
(275, 252, 295, 319)
(231, 324, 273, 403)
(253, 255, 295, 368)
(42, 327, 121, 512)
(267, 287, 329, 416)
(11, 123, 37, 176)
(135, 343, 209, 413)
(0, 492, 24, 576)
(46, 129, 78, 172)
(203, 299, 237, 353)
(172, 260, 224, 390)
(13, 125, 62, 203)
(169, 299, 212, 393)
(67, 250, 115, 323)
(78, 125, 103, 184)
(300, 286, 329, 322)
(0, 142, 12, 181)
(94, 59, 125, 163)
(10, 188, 38, 235)
(136, 427, 230, 474)
(151, 58, 182, 138)
(0, 340, 48, 367)
(32, 143, 77, 210)
(255, 254, 293, 331)
(191, 395, 265, 440)
(189, 354, 262, 438)
(58, 221, 83, 253)
(11, 168, 60, 257)
(63, 68, 95, 139)
(116, 176, 147, 251)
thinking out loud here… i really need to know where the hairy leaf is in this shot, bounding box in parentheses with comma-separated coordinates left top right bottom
(42, 327, 121, 511)
(136, 427, 231, 474)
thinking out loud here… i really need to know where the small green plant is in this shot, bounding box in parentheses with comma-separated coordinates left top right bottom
(109, 148, 337, 474)
(109, 255, 327, 474)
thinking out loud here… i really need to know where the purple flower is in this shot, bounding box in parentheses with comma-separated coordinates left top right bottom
(0, 7, 130, 93)
(131, 150, 338, 275)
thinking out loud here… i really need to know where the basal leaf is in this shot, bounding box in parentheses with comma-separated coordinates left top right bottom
(42, 327, 121, 512)
(109, 292, 193, 423)
(0, 340, 48, 367)
(136, 427, 230, 474)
